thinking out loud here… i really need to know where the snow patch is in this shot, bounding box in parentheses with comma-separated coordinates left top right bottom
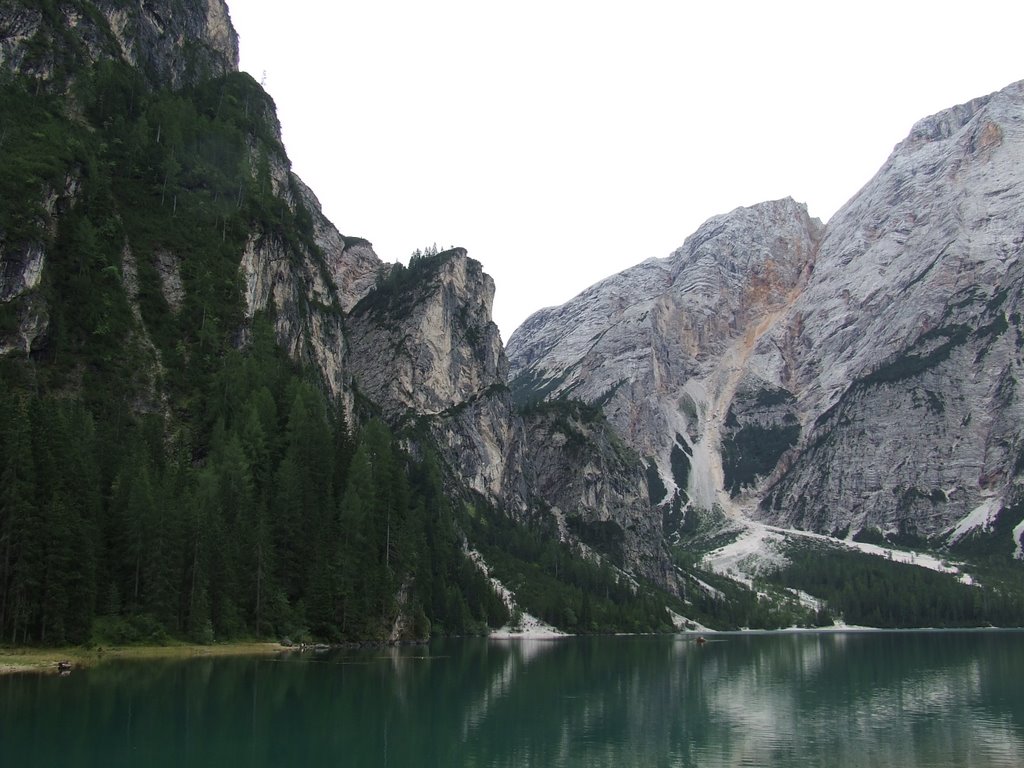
(699, 520, 974, 591)
(1013, 517, 1024, 560)
(693, 576, 726, 601)
(490, 615, 568, 640)
(785, 588, 824, 612)
(760, 524, 967, 580)
(946, 497, 1000, 544)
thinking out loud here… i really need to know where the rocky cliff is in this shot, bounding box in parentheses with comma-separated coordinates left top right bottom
(5, 1, 1021, 618)
(346, 250, 505, 419)
(508, 80, 1024, 556)
(508, 198, 820, 522)
(0, 0, 381, 404)
(0, 0, 237, 89)
(0, 1, 667, 590)
(344, 248, 672, 583)
(754, 80, 1024, 542)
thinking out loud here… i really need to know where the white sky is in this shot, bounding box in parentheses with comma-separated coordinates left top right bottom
(226, 0, 1024, 341)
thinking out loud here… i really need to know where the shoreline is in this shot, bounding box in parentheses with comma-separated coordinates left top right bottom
(6, 625, 1021, 675)
(0, 641, 288, 676)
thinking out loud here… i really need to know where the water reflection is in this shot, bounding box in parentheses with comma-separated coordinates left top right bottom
(0, 632, 1022, 767)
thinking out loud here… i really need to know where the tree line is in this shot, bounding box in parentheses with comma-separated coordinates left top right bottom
(768, 545, 1024, 628)
(0, 326, 508, 646)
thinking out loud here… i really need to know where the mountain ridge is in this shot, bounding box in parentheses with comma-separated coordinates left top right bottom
(1, 1, 1021, 643)
(508, 78, 1024, 562)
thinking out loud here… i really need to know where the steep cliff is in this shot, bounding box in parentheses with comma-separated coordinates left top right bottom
(345, 249, 530, 511)
(0, 0, 380, 403)
(0, 0, 522, 645)
(754, 80, 1024, 542)
(0, 0, 237, 89)
(519, 400, 669, 582)
(508, 198, 820, 520)
(5, 1, 1020, 633)
(346, 250, 505, 419)
(345, 248, 673, 583)
(508, 80, 1024, 559)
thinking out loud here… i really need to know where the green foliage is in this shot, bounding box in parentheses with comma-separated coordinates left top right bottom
(722, 423, 800, 496)
(0, 342, 511, 645)
(767, 543, 1024, 628)
(675, 563, 826, 630)
(754, 386, 797, 407)
(676, 392, 698, 422)
(1, 62, 316, 415)
(565, 517, 626, 567)
(861, 324, 971, 386)
(354, 247, 460, 319)
(645, 459, 667, 506)
(523, 397, 602, 447)
(949, 498, 1024, 560)
(508, 369, 571, 409)
(469, 508, 673, 634)
(0, 75, 90, 245)
(0, 395, 99, 645)
(852, 527, 888, 546)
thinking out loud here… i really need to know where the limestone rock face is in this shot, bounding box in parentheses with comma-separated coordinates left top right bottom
(294, 175, 381, 313)
(0, 173, 79, 356)
(346, 250, 505, 419)
(344, 248, 672, 581)
(521, 403, 669, 583)
(0, 0, 238, 89)
(238, 173, 382, 401)
(426, 388, 530, 510)
(0, 1, 381, 407)
(345, 250, 519, 508)
(507, 79, 1024, 548)
(508, 198, 821, 517)
(754, 80, 1024, 538)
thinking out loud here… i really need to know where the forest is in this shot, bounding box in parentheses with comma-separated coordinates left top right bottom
(767, 544, 1024, 629)
(0, 326, 512, 646)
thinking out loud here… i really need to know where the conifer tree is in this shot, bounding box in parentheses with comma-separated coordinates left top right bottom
(1, 398, 41, 643)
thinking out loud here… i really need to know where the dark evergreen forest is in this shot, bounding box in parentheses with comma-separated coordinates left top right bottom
(0, 328, 515, 645)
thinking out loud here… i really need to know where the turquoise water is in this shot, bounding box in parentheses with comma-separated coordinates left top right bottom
(2, 631, 1022, 767)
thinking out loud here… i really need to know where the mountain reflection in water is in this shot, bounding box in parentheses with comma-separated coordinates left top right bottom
(1, 631, 1022, 767)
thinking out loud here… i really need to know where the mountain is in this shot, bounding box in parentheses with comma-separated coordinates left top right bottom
(2, 1, 1021, 643)
(508, 198, 820, 519)
(752, 83, 1024, 544)
(508, 80, 1024, 565)
(0, 0, 507, 645)
(344, 248, 673, 585)
(0, 0, 238, 89)
(0, 0, 682, 645)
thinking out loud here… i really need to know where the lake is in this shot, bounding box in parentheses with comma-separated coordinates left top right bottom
(2, 631, 1022, 767)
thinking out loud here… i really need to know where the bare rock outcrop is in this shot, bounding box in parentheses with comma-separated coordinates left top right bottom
(507, 79, 1024, 551)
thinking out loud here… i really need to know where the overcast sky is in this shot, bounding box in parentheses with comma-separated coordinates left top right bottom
(227, 0, 1023, 341)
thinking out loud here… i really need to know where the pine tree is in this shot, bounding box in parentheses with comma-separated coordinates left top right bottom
(184, 469, 217, 642)
(0, 397, 41, 643)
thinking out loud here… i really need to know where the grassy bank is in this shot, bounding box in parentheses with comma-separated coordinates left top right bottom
(0, 642, 287, 676)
